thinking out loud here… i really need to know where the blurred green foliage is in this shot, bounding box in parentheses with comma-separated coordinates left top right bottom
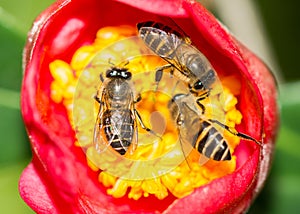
(0, 0, 299, 213)
(254, 0, 300, 81)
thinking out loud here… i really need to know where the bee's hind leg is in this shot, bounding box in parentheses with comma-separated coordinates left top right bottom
(208, 119, 262, 146)
(134, 109, 162, 140)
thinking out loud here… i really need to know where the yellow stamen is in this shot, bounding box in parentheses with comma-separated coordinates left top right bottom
(71, 45, 97, 73)
(49, 25, 243, 201)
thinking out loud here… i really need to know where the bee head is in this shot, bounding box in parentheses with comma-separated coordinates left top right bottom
(106, 67, 132, 80)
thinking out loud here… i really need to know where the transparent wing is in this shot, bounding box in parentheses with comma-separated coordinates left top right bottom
(93, 90, 124, 154)
(112, 108, 137, 155)
(128, 107, 138, 155)
(178, 132, 209, 167)
(93, 92, 111, 153)
(94, 102, 138, 156)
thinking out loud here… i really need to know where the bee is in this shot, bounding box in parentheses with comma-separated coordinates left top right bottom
(93, 65, 157, 155)
(137, 21, 217, 114)
(168, 93, 262, 162)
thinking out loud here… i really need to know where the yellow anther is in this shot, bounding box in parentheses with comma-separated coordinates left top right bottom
(99, 172, 117, 187)
(226, 108, 243, 125)
(63, 84, 76, 100)
(129, 187, 143, 200)
(70, 45, 96, 72)
(50, 81, 63, 103)
(223, 88, 238, 111)
(107, 179, 129, 198)
(161, 174, 177, 191)
(141, 179, 168, 200)
(173, 176, 194, 198)
(96, 27, 120, 41)
(49, 60, 74, 87)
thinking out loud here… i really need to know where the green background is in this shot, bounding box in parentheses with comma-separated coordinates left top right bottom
(0, 0, 299, 213)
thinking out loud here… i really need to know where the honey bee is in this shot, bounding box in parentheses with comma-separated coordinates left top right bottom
(168, 93, 262, 162)
(137, 21, 217, 113)
(93, 65, 157, 155)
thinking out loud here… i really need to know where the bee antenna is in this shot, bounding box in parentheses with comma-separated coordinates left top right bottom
(117, 60, 130, 68)
(108, 58, 115, 66)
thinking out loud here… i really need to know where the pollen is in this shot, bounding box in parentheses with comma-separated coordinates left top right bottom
(49, 25, 243, 201)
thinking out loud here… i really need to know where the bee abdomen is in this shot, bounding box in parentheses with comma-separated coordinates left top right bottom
(195, 121, 231, 161)
(102, 110, 134, 155)
(110, 139, 131, 155)
(144, 33, 176, 58)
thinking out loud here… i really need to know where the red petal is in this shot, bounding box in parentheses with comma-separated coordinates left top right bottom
(235, 39, 278, 193)
(19, 163, 58, 214)
(114, 0, 187, 16)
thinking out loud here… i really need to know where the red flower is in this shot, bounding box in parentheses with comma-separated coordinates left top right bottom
(19, 0, 279, 213)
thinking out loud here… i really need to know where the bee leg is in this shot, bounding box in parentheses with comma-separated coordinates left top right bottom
(94, 95, 101, 104)
(155, 64, 173, 91)
(196, 101, 206, 115)
(94, 74, 105, 104)
(194, 89, 210, 114)
(208, 119, 262, 146)
(94, 89, 105, 104)
(134, 109, 162, 140)
(134, 93, 142, 103)
(100, 73, 104, 82)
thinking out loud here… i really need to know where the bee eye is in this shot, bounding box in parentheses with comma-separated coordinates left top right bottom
(194, 80, 204, 90)
(106, 70, 113, 77)
(120, 71, 131, 79)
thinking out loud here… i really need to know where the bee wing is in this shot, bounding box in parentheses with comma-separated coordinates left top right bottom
(127, 105, 138, 155)
(93, 91, 119, 154)
(177, 101, 210, 165)
(177, 134, 209, 167)
(93, 94, 109, 153)
(93, 102, 127, 155)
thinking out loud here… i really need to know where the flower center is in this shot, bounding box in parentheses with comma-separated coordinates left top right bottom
(49, 25, 241, 200)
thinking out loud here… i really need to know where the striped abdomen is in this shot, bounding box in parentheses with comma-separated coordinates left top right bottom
(137, 21, 186, 59)
(102, 109, 134, 155)
(193, 120, 231, 161)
